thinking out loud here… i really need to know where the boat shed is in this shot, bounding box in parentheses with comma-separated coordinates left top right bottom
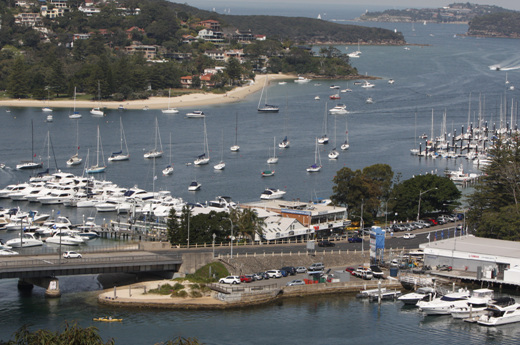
(420, 235, 520, 283)
(241, 200, 350, 237)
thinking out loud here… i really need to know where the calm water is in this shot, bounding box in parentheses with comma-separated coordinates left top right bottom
(1, 20, 520, 344)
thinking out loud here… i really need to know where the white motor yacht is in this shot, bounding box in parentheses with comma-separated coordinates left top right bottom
(186, 111, 205, 118)
(45, 231, 85, 246)
(188, 181, 201, 191)
(6, 233, 44, 248)
(450, 288, 494, 319)
(294, 76, 310, 83)
(329, 104, 349, 114)
(260, 188, 286, 200)
(398, 287, 436, 305)
(417, 288, 470, 315)
(477, 298, 520, 326)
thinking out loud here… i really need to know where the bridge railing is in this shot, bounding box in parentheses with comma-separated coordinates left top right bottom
(16, 244, 141, 256)
(0, 254, 182, 270)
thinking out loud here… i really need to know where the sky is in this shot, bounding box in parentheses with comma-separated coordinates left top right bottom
(183, 1, 520, 11)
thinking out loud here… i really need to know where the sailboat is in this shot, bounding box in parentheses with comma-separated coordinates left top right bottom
(161, 89, 179, 114)
(194, 117, 210, 165)
(340, 117, 350, 150)
(163, 133, 174, 175)
(16, 120, 43, 170)
(347, 40, 361, 58)
(267, 137, 279, 164)
(307, 138, 322, 172)
(85, 126, 106, 174)
(42, 89, 52, 112)
(108, 117, 130, 161)
(90, 81, 105, 116)
(318, 103, 329, 144)
(144, 117, 163, 158)
(214, 130, 226, 170)
(257, 76, 279, 113)
(279, 96, 290, 148)
(66, 121, 82, 166)
(69, 87, 82, 119)
(328, 116, 339, 159)
(230, 113, 240, 152)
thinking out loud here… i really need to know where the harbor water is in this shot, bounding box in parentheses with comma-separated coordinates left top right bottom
(1, 17, 520, 344)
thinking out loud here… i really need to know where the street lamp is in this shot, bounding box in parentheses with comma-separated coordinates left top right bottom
(229, 218, 234, 259)
(212, 233, 216, 257)
(417, 187, 438, 221)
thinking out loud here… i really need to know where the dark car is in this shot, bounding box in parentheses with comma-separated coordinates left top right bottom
(281, 266, 297, 275)
(280, 270, 289, 277)
(348, 237, 362, 243)
(318, 240, 335, 247)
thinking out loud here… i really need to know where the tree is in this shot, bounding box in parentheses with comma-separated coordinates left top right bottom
(331, 164, 394, 224)
(9, 322, 114, 345)
(390, 174, 461, 221)
(226, 57, 242, 85)
(230, 208, 265, 241)
(467, 137, 520, 239)
(6, 55, 30, 98)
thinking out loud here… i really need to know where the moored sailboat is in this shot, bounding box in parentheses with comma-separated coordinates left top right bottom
(108, 117, 130, 162)
(144, 117, 163, 159)
(307, 137, 322, 172)
(194, 117, 210, 165)
(85, 126, 106, 174)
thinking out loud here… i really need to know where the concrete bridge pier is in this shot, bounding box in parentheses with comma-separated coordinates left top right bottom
(44, 278, 61, 298)
(17, 279, 34, 292)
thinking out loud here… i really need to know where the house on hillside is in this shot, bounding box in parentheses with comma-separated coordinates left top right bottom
(125, 45, 157, 59)
(198, 19, 221, 32)
(197, 29, 225, 43)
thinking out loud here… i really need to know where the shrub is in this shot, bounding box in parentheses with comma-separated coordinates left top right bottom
(190, 290, 202, 298)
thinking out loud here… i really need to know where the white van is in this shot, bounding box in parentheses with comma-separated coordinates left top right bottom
(266, 270, 282, 278)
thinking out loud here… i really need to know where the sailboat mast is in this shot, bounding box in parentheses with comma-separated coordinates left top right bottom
(31, 120, 34, 163)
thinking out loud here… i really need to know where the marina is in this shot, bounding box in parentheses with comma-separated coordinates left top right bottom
(1, 15, 520, 344)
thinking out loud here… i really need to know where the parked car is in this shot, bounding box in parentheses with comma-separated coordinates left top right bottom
(281, 266, 296, 275)
(403, 233, 416, 239)
(280, 270, 289, 277)
(286, 279, 306, 286)
(348, 237, 362, 243)
(345, 267, 356, 275)
(456, 224, 463, 231)
(245, 274, 256, 282)
(219, 276, 241, 284)
(261, 272, 270, 280)
(413, 222, 425, 229)
(295, 266, 307, 274)
(266, 270, 282, 278)
(425, 218, 438, 226)
(437, 265, 452, 272)
(308, 263, 325, 271)
(239, 275, 253, 283)
(436, 216, 447, 225)
(253, 273, 264, 281)
(318, 240, 335, 247)
(416, 220, 431, 228)
(63, 251, 82, 259)
(370, 265, 384, 279)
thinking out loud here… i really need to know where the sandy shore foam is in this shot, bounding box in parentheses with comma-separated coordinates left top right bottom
(0, 74, 293, 110)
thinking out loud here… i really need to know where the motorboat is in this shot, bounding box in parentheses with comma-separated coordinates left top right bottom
(188, 181, 201, 191)
(329, 104, 348, 114)
(186, 111, 205, 118)
(330, 85, 340, 89)
(213, 161, 225, 170)
(294, 76, 310, 83)
(398, 287, 436, 306)
(278, 136, 290, 149)
(361, 80, 375, 88)
(261, 170, 275, 177)
(450, 288, 494, 319)
(90, 107, 104, 116)
(46, 114, 53, 122)
(388, 79, 395, 84)
(0, 249, 19, 256)
(314, 96, 320, 100)
(417, 288, 470, 315)
(5, 233, 44, 248)
(329, 94, 340, 100)
(45, 231, 85, 246)
(260, 188, 286, 200)
(366, 97, 374, 104)
(477, 298, 520, 326)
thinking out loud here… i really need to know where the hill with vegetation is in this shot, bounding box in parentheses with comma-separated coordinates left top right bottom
(468, 12, 520, 38)
(359, 2, 514, 24)
(0, 0, 402, 101)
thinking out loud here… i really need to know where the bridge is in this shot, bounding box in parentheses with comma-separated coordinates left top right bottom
(0, 250, 183, 297)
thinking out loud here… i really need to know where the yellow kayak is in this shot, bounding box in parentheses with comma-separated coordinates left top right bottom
(93, 317, 123, 322)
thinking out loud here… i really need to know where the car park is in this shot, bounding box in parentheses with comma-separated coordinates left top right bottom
(266, 270, 282, 278)
(219, 276, 241, 284)
(403, 233, 416, 239)
(286, 279, 306, 286)
(318, 240, 335, 247)
(296, 266, 307, 274)
(63, 251, 82, 259)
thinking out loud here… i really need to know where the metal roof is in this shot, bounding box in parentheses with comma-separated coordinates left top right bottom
(420, 235, 520, 259)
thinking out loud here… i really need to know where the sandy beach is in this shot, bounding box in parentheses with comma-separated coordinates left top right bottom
(0, 74, 293, 110)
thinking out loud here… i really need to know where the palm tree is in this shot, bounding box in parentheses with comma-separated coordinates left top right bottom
(230, 208, 265, 242)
